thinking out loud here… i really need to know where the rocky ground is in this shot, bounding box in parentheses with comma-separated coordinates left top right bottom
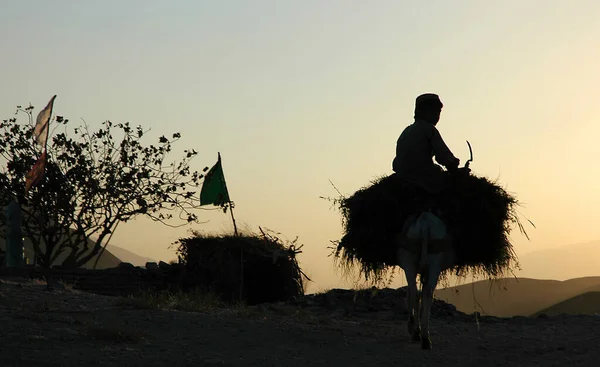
(1, 277, 599, 366)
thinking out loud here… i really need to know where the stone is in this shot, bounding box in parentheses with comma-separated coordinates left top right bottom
(46, 278, 70, 291)
(146, 262, 160, 272)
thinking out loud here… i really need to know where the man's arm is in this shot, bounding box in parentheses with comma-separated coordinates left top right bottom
(431, 128, 459, 170)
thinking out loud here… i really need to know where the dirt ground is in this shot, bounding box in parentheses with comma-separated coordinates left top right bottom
(1, 278, 599, 367)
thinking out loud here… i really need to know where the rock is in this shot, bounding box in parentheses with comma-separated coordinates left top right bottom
(46, 278, 71, 291)
(146, 262, 160, 272)
(158, 261, 171, 271)
(283, 287, 465, 321)
(118, 262, 135, 269)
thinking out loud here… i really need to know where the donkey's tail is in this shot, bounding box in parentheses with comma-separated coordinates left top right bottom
(419, 217, 429, 268)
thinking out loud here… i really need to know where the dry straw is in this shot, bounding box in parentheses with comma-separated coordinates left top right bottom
(325, 172, 533, 284)
(173, 228, 310, 304)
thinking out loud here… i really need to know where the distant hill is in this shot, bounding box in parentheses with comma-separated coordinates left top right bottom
(435, 276, 600, 317)
(0, 221, 160, 269)
(534, 291, 600, 316)
(514, 241, 600, 281)
(105, 244, 156, 266)
(1, 239, 158, 269)
(0, 235, 122, 269)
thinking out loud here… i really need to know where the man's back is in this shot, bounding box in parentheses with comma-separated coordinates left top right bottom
(392, 120, 458, 194)
(393, 121, 436, 174)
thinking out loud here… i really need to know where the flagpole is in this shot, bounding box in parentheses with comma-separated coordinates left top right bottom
(231, 199, 242, 302)
(229, 202, 238, 237)
(218, 152, 238, 236)
(217, 152, 242, 301)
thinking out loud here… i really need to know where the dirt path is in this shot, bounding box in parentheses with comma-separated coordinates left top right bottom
(1, 278, 599, 366)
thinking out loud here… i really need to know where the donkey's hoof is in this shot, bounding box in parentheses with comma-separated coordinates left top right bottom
(411, 330, 421, 343)
(407, 320, 415, 336)
(421, 337, 432, 350)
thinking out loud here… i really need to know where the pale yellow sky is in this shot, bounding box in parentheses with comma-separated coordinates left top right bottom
(2, 1, 600, 291)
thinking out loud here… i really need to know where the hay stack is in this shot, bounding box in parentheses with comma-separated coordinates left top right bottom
(173, 229, 308, 305)
(329, 172, 531, 282)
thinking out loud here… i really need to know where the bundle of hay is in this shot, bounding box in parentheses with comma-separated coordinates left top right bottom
(173, 229, 309, 305)
(328, 172, 531, 283)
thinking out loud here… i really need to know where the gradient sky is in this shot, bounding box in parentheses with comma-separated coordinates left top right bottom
(2, 1, 600, 291)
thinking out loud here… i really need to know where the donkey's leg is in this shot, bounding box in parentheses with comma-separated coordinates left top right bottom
(420, 256, 443, 350)
(408, 272, 422, 343)
(399, 249, 420, 341)
(418, 272, 427, 338)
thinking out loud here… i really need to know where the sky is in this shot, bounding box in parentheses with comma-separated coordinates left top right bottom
(2, 0, 600, 291)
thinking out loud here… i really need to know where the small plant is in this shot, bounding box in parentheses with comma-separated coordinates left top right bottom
(117, 288, 228, 313)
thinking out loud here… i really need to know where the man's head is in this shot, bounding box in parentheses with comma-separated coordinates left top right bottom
(414, 93, 443, 125)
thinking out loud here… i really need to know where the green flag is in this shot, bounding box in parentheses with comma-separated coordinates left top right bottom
(200, 153, 231, 206)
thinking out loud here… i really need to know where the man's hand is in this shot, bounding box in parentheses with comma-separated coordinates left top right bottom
(458, 166, 471, 175)
(444, 159, 460, 173)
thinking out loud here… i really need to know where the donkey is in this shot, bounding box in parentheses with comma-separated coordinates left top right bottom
(395, 141, 472, 350)
(396, 211, 456, 350)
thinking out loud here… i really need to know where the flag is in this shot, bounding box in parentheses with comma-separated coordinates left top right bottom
(200, 152, 231, 206)
(34, 95, 57, 147)
(25, 150, 47, 194)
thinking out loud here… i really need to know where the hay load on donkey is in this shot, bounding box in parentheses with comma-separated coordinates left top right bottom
(329, 141, 531, 283)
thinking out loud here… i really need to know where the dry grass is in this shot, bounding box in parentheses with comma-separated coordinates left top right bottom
(28, 277, 77, 292)
(117, 288, 252, 315)
(326, 172, 532, 284)
(30, 278, 47, 286)
(116, 288, 338, 323)
(173, 228, 310, 305)
(57, 279, 76, 291)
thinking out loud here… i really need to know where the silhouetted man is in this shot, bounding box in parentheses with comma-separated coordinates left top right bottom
(392, 93, 460, 195)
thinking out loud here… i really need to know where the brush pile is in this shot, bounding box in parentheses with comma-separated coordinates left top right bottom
(173, 229, 309, 305)
(328, 172, 530, 282)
